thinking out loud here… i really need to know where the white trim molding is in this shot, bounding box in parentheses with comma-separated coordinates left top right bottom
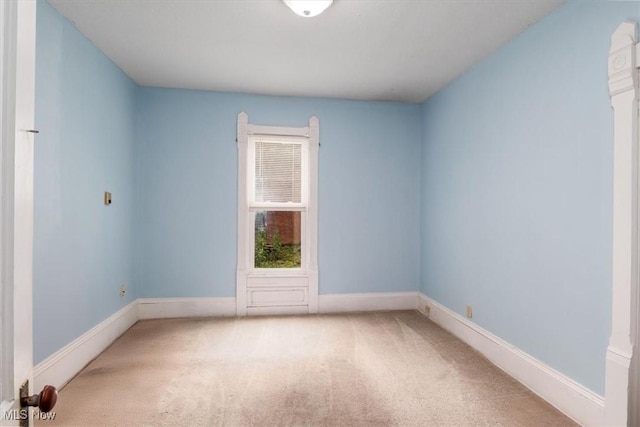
(418, 294, 605, 426)
(31, 293, 418, 395)
(30, 293, 418, 393)
(319, 291, 418, 313)
(138, 297, 236, 319)
(607, 20, 640, 427)
(236, 113, 319, 316)
(33, 301, 138, 392)
(30, 292, 613, 427)
(236, 112, 249, 316)
(139, 293, 419, 317)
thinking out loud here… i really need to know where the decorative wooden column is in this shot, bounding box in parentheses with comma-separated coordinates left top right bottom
(606, 20, 639, 427)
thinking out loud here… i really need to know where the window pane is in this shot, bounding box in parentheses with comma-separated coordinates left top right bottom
(255, 211, 301, 268)
(255, 141, 301, 203)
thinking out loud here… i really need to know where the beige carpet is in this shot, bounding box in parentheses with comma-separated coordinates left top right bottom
(41, 311, 577, 426)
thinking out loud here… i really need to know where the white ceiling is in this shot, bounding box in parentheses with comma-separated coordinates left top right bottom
(48, 0, 564, 104)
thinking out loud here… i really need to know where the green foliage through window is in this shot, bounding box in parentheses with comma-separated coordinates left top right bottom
(255, 229, 301, 268)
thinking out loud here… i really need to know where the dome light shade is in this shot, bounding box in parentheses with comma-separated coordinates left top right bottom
(283, 0, 333, 18)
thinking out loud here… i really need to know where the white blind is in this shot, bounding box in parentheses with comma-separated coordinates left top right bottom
(254, 140, 302, 203)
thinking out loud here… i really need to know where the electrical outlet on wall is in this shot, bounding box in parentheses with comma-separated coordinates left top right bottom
(466, 305, 473, 318)
(119, 283, 126, 297)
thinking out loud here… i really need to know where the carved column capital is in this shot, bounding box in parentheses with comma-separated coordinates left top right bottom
(608, 21, 638, 97)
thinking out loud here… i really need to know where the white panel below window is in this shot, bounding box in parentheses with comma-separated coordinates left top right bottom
(247, 287, 308, 306)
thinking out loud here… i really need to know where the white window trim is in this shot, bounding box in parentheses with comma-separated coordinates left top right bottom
(236, 112, 319, 316)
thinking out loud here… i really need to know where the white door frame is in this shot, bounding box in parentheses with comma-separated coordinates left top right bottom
(606, 20, 640, 427)
(0, 0, 36, 424)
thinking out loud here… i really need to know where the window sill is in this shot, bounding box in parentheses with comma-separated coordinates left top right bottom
(248, 270, 308, 278)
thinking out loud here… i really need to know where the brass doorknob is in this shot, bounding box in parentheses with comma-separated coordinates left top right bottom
(20, 385, 57, 412)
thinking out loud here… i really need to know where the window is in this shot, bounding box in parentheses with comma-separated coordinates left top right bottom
(249, 135, 307, 270)
(236, 113, 319, 315)
(253, 137, 303, 204)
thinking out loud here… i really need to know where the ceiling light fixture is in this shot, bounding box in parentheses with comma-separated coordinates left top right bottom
(283, 0, 333, 18)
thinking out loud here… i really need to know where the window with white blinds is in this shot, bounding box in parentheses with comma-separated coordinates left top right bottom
(249, 135, 307, 207)
(254, 140, 302, 204)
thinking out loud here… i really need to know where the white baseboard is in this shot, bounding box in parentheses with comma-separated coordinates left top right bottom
(33, 291, 606, 427)
(139, 293, 418, 318)
(138, 297, 236, 319)
(32, 293, 413, 392)
(247, 305, 309, 316)
(33, 300, 138, 391)
(319, 291, 419, 313)
(418, 293, 605, 427)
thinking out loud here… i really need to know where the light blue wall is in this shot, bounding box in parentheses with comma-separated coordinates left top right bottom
(34, 0, 139, 364)
(137, 89, 422, 297)
(33, 0, 632, 399)
(33, 1, 421, 365)
(420, 0, 640, 396)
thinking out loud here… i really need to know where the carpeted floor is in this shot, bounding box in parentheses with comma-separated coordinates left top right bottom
(41, 311, 577, 426)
